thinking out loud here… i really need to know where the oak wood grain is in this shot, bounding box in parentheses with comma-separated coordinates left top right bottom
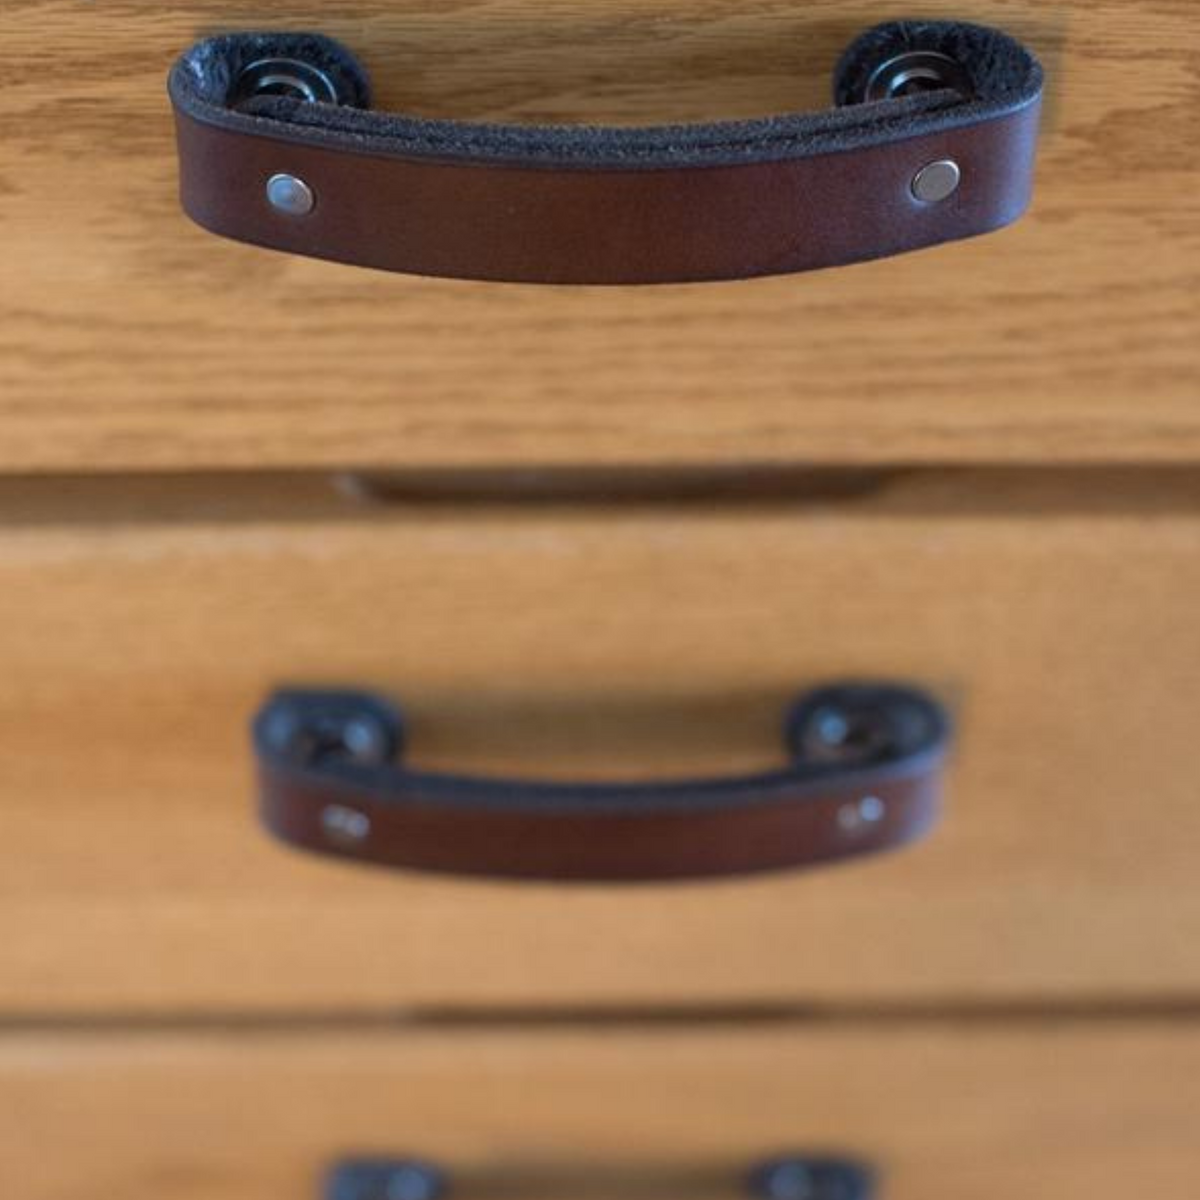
(0, 470, 1197, 1013)
(1, 1, 1197, 470)
(1, 1022, 1197, 1198)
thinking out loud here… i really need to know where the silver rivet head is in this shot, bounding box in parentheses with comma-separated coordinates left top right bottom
(838, 795, 887, 834)
(321, 804, 370, 848)
(912, 159, 961, 203)
(266, 172, 315, 215)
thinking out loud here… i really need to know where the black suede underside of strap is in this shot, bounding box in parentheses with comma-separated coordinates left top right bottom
(169, 21, 1042, 169)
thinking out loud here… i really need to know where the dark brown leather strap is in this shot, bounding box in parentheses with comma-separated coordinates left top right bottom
(169, 22, 1042, 284)
(252, 684, 950, 882)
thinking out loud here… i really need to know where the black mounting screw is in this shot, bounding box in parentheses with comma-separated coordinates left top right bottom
(749, 1157, 875, 1200)
(231, 56, 342, 106)
(862, 50, 974, 102)
(326, 1160, 448, 1200)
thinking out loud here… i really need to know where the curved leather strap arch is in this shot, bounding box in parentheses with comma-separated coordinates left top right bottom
(252, 683, 951, 882)
(169, 21, 1042, 284)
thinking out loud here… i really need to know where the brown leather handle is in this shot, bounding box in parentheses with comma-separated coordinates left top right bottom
(252, 684, 950, 882)
(169, 21, 1042, 284)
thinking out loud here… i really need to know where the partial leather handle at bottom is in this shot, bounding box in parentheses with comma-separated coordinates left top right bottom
(327, 1156, 875, 1200)
(252, 683, 950, 882)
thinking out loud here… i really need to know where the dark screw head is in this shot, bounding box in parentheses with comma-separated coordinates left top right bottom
(750, 1158, 875, 1200)
(753, 1160, 818, 1200)
(794, 703, 895, 767)
(327, 1160, 447, 1200)
(259, 699, 398, 768)
(231, 57, 341, 106)
(862, 50, 974, 102)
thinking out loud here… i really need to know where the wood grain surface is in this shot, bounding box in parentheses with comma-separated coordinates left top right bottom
(0, 470, 1197, 1013)
(1, 1, 1198, 471)
(2, 1022, 1197, 1197)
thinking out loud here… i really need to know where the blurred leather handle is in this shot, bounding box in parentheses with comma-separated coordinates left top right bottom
(326, 1156, 875, 1200)
(252, 683, 950, 882)
(168, 20, 1042, 284)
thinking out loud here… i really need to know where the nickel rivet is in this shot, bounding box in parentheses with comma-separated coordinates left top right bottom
(912, 159, 961, 203)
(838, 795, 886, 833)
(321, 804, 370, 847)
(266, 172, 315, 215)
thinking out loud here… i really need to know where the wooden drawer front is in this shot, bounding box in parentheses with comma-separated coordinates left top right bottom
(1, 472, 1197, 1013)
(2, 1023, 1196, 1197)
(2, 1, 1197, 473)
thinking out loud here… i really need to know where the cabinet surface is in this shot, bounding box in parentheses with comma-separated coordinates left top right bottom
(2, 471, 1196, 1012)
(2, 2, 1196, 1189)
(3, 1022, 1196, 1199)
(2, 0, 1197, 470)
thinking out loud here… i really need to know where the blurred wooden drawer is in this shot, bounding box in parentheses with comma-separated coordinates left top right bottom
(2, 1021, 1197, 1197)
(1, 469, 1197, 1013)
(2, 2, 1197, 473)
